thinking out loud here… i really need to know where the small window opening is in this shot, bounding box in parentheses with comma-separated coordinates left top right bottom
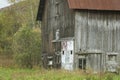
(63, 51, 64, 55)
(71, 51, 73, 55)
(78, 58, 86, 70)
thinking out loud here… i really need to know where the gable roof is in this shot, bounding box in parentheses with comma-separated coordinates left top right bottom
(37, 0, 120, 21)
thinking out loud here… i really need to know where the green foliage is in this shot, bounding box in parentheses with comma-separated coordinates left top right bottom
(8, 0, 39, 27)
(12, 26, 41, 68)
(0, 0, 40, 67)
(0, 0, 39, 55)
(104, 74, 114, 80)
(0, 8, 20, 54)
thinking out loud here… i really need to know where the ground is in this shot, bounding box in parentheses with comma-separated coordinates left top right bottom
(0, 67, 120, 80)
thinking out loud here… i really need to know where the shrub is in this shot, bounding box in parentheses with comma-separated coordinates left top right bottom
(104, 73, 114, 80)
(12, 26, 41, 68)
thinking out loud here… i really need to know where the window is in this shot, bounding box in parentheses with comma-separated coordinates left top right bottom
(108, 55, 117, 61)
(78, 58, 86, 70)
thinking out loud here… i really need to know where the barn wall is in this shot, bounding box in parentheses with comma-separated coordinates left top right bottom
(75, 11, 120, 66)
(41, 0, 75, 54)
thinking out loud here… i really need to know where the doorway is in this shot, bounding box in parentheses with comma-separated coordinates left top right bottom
(61, 40, 74, 70)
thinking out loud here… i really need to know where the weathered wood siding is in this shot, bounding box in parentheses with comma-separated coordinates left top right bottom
(41, 0, 74, 54)
(75, 11, 120, 65)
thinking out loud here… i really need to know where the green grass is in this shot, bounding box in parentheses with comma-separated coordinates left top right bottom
(0, 67, 120, 80)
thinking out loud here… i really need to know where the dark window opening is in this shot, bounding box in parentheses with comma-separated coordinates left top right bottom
(71, 51, 73, 55)
(63, 51, 64, 55)
(78, 58, 86, 70)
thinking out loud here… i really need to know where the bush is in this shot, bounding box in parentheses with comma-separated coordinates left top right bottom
(12, 26, 41, 68)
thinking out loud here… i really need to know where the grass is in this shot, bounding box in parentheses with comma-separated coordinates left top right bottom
(0, 67, 120, 80)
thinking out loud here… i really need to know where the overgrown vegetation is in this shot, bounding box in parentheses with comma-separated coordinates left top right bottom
(12, 26, 41, 68)
(0, 0, 40, 68)
(0, 68, 120, 80)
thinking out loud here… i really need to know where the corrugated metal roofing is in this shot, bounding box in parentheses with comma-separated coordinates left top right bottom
(67, 0, 120, 10)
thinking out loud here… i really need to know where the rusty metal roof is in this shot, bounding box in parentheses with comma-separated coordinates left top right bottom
(67, 0, 120, 10)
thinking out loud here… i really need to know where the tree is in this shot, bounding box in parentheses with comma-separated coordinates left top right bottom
(0, 8, 20, 54)
(8, 0, 39, 27)
(0, 0, 40, 68)
(12, 26, 41, 68)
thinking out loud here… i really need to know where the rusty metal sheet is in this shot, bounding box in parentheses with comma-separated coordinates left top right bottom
(67, 0, 120, 11)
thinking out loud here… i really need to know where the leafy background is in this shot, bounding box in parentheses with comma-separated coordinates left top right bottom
(0, 0, 41, 68)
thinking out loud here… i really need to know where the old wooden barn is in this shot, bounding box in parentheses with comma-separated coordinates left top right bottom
(37, 0, 120, 73)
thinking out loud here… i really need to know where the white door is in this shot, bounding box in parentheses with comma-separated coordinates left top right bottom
(61, 40, 74, 70)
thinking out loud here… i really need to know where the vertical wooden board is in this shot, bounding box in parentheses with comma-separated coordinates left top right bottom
(96, 12, 99, 50)
(97, 54, 101, 71)
(107, 14, 112, 52)
(111, 13, 115, 52)
(95, 13, 99, 50)
(88, 12, 95, 50)
(103, 12, 108, 52)
(75, 12, 82, 52)
(114, 15, 117, 52)
(97, 12, 104, 51)
(94, 54, 97, 72)
(91, 55, 95, 70)
(116, 13, 120, 64)
(83, 12, 88, 50)
(116, 14, 120, 51)
(101, 14, 104, 51)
